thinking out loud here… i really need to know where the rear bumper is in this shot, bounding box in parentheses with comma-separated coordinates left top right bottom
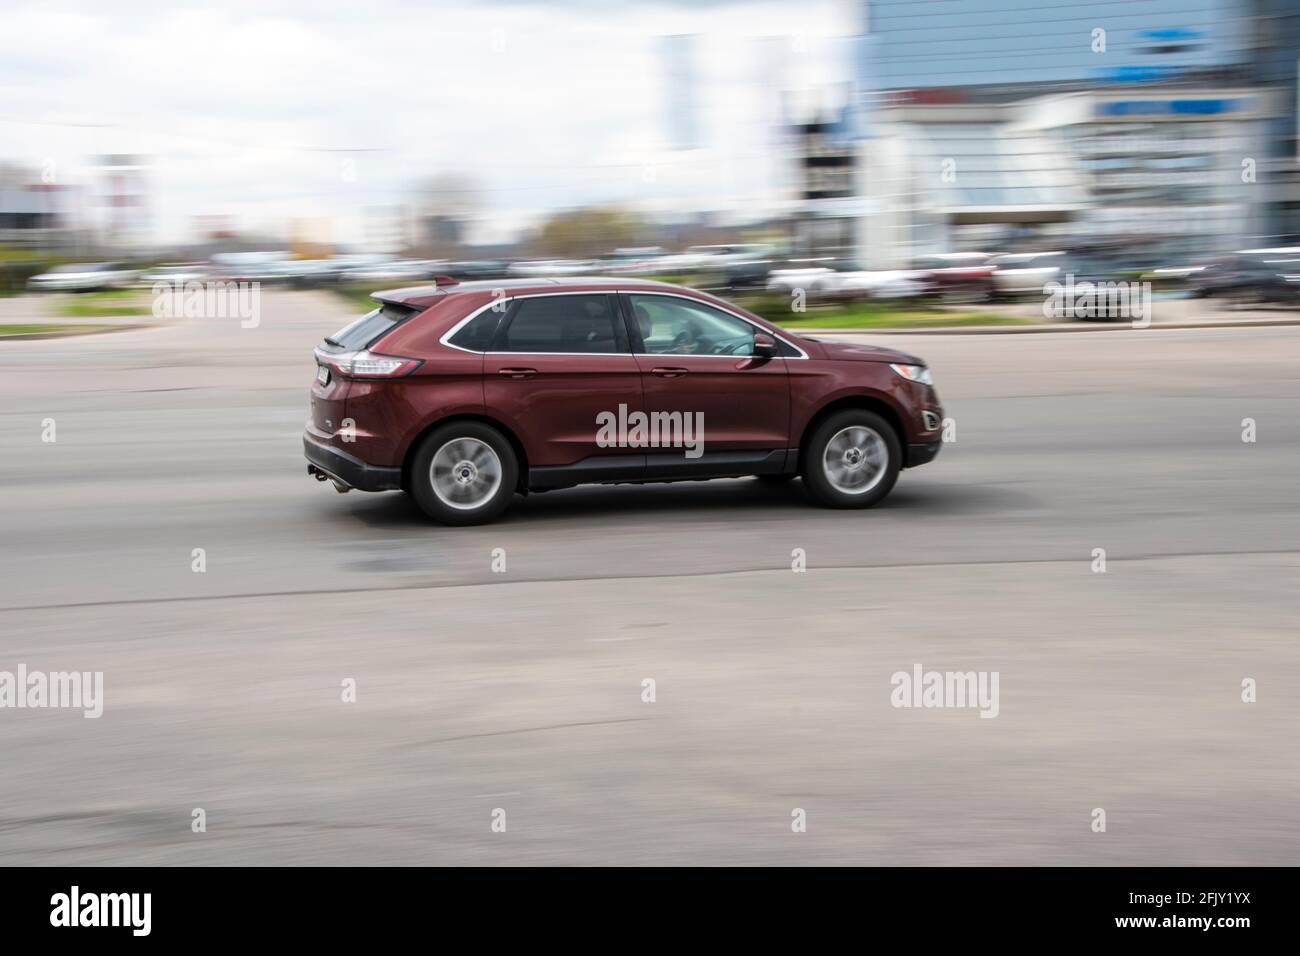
(907, 441, 943, 468)
(303, 433, 402, 491)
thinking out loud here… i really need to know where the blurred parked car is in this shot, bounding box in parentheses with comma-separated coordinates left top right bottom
(598, 247, 668, 276)
(286, 260, 343, 287)
(27, 262, 140, 292)
(211, 252, 298, 285)
(832, 270, 928, 300)
(989, 251, 1067, 298)
(1194, 249, 1300, 306)
(444, 260, 508, 281)
(691, 243, 773, 264)
(650, 243, 773, 274)
(914, 253, 996, 303)
(766, 260, 925, 299)
(507, 259, 599, 278)
(719, 255, 776, 290)
(340, 259, 442, 284)
(766, 264, 840, 295)
(1187, 249, 1300, 305)
(138, 263, 210, 287)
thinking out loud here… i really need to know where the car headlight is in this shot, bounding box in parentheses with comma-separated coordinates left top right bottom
(889, 363, 933, 386)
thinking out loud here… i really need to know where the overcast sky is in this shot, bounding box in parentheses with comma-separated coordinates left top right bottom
(0, 0, 855, 248)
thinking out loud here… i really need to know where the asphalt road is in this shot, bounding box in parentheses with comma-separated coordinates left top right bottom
(1, 290, 1297, 865)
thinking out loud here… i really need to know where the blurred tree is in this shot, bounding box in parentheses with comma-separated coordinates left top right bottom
(530, 206, 648, 258)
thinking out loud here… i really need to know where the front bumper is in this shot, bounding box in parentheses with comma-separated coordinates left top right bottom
(907, 441, 943, 468)
(303, 433, 402, 491)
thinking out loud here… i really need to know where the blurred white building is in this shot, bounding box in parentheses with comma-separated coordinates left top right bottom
(855, 0, 1297, 266)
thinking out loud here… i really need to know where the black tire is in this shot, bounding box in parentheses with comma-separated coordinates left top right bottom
(408, 421, 519, 525)
(801, 409, 901, 509)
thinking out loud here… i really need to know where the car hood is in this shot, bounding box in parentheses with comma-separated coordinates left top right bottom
(809, 339, 926, 365)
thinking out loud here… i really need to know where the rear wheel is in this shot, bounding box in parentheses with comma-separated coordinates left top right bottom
(801, 410, 901, 509)
(409, 422, 518, 525)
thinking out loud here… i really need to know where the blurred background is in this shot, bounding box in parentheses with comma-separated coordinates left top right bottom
(3, 2, 1300, 867)
(3, 0, 1299, 314)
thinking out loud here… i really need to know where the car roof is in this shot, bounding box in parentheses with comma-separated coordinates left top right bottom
(374, 276, 686, 308)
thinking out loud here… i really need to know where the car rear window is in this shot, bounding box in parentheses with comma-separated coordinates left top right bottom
(325, 302, 418, 350)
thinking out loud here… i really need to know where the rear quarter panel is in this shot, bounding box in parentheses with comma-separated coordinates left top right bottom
(346, 295, 491, 467)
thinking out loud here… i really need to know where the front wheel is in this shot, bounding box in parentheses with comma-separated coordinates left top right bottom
(409, 422, 518, 525)
(801, 410, 901, 509)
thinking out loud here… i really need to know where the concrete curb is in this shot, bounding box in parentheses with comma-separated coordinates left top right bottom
(0, 323, 144, 342)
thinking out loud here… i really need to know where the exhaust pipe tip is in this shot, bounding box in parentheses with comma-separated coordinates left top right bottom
(309, 463, 350, 492)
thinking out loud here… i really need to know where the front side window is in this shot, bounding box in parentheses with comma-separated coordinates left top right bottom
(628, 294, 756, 356)
(497, 295, 624, 353)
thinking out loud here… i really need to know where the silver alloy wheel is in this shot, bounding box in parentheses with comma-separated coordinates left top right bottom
(822, 425, 888, 495)
(430, 437, 503, 510)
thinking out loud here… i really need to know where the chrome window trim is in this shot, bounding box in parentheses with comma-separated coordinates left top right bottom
(438, 289, 808, 359)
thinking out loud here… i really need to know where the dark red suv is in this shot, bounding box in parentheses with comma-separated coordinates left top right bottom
(304, 278, 943, 524)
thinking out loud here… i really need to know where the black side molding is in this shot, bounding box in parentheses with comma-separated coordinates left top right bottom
(528, 454, 646, 491)
(528, 448, 799, 491)
(643, 448, 790, 480)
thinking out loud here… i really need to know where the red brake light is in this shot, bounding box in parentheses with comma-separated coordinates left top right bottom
(315, 348, 421, 379)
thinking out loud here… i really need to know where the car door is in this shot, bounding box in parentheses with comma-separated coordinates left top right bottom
(482, 292, 645, 484)
(621, 292, 791, 477)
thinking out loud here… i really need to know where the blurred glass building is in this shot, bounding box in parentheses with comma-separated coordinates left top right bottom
(854, 0, 1300, 268)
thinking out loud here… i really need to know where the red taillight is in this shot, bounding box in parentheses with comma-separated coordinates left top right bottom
(315, 348, 421, 380)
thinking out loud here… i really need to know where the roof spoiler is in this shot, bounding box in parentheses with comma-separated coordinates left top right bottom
(372, 276, 459, 308)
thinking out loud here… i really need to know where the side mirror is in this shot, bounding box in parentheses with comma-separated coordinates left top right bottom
(752, 331, 777, 358)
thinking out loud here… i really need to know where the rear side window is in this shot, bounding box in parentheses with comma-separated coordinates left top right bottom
(447, 308, 504, 352)
(497, 295, 625, 354)
(325, 302, 417, 350)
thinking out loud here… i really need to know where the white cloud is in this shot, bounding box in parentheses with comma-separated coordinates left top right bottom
(0, 0, 852, 246)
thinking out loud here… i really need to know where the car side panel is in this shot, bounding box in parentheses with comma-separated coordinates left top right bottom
(786, 361, 936, 447)
(483, 352, 644, 468)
